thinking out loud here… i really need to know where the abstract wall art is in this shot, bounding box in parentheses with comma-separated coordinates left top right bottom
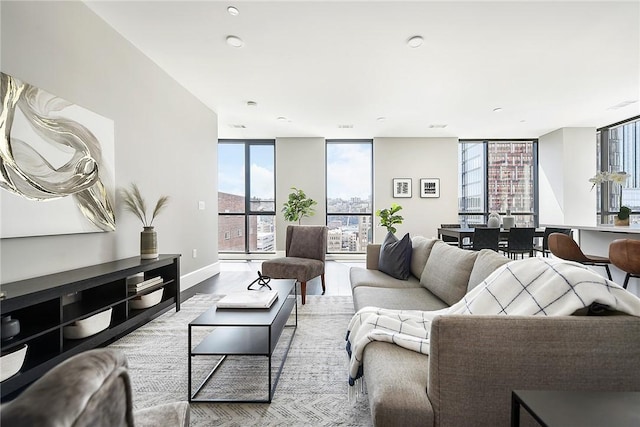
(0, 72, 115, 238)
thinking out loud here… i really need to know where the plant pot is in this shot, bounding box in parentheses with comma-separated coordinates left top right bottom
(140, 226, 158, 259)
(614, 217, 630, 226)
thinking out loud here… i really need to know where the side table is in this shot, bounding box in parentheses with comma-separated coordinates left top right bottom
(511, 390, 640, 427)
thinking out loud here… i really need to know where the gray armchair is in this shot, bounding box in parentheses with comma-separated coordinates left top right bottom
(261, 225, 328, 304)
(0, 348, 189, 427)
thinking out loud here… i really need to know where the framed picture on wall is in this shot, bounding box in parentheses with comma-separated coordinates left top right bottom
(420, 178, 440, 198)
(393, 178, 412, 198)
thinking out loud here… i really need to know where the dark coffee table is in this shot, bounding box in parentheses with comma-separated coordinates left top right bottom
(512, 390, 640, 427)
(188, 279, 297, 403)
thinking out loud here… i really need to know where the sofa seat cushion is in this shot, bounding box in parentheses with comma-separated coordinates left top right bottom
(420, 242, 478, 305)
(350, 267, 422, 291)
(363, 341, 433, 427)
(353, 286, 448, 312)
(467, 249, 511, 292)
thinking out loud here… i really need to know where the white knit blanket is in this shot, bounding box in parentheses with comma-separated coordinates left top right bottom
(346, 257, 640, 388)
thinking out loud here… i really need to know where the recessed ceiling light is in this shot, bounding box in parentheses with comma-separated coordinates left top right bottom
(493, 107, 503, 113)
(376, 117, 386, 122)
(428, 124, 448, 128)
(226, 35, 244, 48)
(229, 124, 246, 129)
(246, 101, 257, 107)
(277, 116, 287, 121)
(407, 35, 423, 48)
(227, 6, 239, 16)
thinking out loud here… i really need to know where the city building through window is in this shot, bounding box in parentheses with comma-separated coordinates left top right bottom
(326, 140, 373, 253)
(459, 140, 538, 227)
(218, 140, 275, 253)
(597, 115, 640, 224)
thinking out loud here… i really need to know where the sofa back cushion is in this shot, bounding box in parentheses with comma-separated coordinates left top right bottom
(467, 249, 511, 292)
(420, 241, 478, 305)
(410, 236, 439, 279)
(378, 232, 413, 280)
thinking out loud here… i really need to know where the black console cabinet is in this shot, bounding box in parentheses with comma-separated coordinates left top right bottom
(0, 254, 181, 400)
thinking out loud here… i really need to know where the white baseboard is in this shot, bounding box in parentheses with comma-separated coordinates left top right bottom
(181, 261, 220, 291)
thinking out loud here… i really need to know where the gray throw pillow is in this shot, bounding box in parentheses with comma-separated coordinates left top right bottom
(420, 242, 477, 305)
(378, 232, 413, 280)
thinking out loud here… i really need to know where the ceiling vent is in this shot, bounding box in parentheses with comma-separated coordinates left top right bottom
(338, 124, 354, 129)
(428, 124, 448, 128)
(229, 124, 246, 129)
(607, 100, 638, 110)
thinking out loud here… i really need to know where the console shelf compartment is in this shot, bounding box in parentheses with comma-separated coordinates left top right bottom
(0, 254, 180, 400)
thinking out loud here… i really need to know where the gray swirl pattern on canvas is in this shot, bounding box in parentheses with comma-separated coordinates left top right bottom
(0, 72, 115, 231)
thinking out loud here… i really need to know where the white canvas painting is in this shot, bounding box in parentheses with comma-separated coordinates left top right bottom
(0, 72, 115, 238)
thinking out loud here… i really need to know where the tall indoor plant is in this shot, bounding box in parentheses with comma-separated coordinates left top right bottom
(282, 187, 317, 224)
(589, 171, 631, 226)
(375, 203, 404, 235)
(121, 183, 170, 258)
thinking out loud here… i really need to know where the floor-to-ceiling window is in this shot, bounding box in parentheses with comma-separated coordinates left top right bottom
(597, 115, 640, 224)
(218, 140, 275, 253)
(326, 140, 373, 253)
(459, 140, 538, 226)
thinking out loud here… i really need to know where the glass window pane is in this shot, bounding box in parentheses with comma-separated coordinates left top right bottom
(327, 143, 372, 214)
(459, 142, 486, 217)
(249, 145, 275, 212)
(326, 142, 372, 253)
(218, 143, 245, 213)
(487, 141, 535, 216)
(218, 215, 245, 252)
(248, 215, 275, 252)
(327, 215, 372, 252)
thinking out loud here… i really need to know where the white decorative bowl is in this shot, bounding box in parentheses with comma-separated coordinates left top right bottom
(63, 308, 112, 340)
(130, 288, 164, 309)
(1, 344, 28, 382)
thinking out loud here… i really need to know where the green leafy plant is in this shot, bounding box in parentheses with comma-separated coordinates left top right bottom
(375, 203, 404, 234)
(282, 187, 317, 224)
(120, 183, 170, 227)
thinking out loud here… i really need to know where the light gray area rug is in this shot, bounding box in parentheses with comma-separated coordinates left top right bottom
(109, 294, 371, 426)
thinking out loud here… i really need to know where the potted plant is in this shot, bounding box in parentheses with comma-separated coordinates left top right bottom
(120, 183, 170, 258)
(589, 171, 631, 226)
(375, 203, 404, 235)
(282, 187, 317, 224)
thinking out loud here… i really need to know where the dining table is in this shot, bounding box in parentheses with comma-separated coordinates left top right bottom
(437, 227, 546, 248)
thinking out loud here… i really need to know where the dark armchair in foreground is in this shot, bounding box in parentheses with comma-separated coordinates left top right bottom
(261, 225, 328, 304)
(0, 348, 189, 427)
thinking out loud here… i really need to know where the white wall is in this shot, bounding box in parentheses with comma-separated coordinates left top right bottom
(0, 2, 219, 287)
(539, 127, 597, 226)
(274, 137, 326, 252)
(373, 137, 459, 242)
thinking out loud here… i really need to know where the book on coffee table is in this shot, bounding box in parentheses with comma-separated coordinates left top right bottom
(216, 290, 279, 309)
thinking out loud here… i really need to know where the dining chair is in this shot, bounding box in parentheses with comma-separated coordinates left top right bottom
(548, 233, 612, 280)
(500, 227, 535, 259)
(608, 239, 640, 289)
(533, 227, 572, 257)
(471, 227, 500, 251)
(440, 223, 461, 246)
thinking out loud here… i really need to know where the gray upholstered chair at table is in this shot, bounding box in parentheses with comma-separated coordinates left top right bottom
(470, 227, 500, 251)
(261, 225, 328, 305)
(533, 227, 572, 257)
(499, 227, 535, 259)
(0, 348, 189, 427)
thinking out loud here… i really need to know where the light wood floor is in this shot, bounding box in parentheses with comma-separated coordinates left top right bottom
(182, 260, 365, 301)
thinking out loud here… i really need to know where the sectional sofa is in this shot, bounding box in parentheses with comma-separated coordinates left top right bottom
(349, 236, 640, 426)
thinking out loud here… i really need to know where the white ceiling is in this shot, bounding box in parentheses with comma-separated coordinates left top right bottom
(85, 1, 640, 140)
